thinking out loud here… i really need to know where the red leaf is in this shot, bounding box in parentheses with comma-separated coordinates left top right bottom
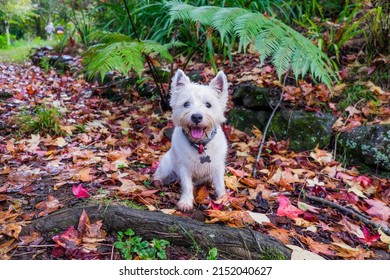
(358, 226, 380, 246)
(355, 176, 372, 187)
(72, 184, 90, 198)
(276, 194, 304, 219)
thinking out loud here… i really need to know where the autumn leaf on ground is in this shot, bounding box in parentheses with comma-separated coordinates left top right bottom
(276, 194, 304, 219)
(355, 175, 372, 187)
(18, 231, 43, 246)
(35, 195, 63, 217)
(52, 210, 106, 259)
(287, 245, 325, 260)
(331, 242, 374, 259)
(206, 210, 254, 228)
(365, 199, 390, 222)
(310, 146, 334, 165)
(247, 211, 270, 224)
(378, 228, 390, 244)
(358, 226, 380, 246)
(0, 239, 18, 260)
(72, 184, 91, 198)
(77, 167, 94, 182)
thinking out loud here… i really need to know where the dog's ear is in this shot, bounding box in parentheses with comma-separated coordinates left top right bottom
(209, 71, 228, 96)
(171, 69, 190, 90)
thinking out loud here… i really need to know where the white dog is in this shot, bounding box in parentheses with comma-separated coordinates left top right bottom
(153, 69, 228, 211)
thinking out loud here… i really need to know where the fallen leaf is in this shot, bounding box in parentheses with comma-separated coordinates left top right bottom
(287, 245, 325, 260)
(365, 199, 390, 221)
(55, 137, 67, 147)
(78, 167, 93, 182)
(72, 184, 91, 198)
(206, 210, 254, 228)
(35, 195, 63, 217)
(276, 194, 304, 219)
(331, 242, 374, 259)
(358, 226, 380, 246)
(378, 228, 390, 244)
(247, 211, 270, 224)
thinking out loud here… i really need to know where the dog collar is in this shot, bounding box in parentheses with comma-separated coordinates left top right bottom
(182, 127, 217, 155)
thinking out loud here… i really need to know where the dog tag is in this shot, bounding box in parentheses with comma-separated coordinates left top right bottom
(200, 155, 211, 164)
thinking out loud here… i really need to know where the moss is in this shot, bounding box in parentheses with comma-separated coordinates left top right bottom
(228, 107, 260, 134)
(268, 112, 288, 138)
(168, 225, 179, 234)
(361, 145, 389, 168)
(258, 247, 289, 260)
(270, 110, 335, 151)
(338, 124, 390, 172)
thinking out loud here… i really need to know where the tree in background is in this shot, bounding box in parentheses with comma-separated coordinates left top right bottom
(0, 0, 35, 46)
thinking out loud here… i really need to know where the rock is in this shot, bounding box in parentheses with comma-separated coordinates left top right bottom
(228, 107, 271, 134)
(233, 84, 277, 109)
(269, 110, 336, 151)
(188, 70, 203, 83)
(338, 124, 390, 172)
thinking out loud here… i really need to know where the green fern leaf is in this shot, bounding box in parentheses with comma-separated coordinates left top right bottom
(168, 1, 338, 90)
(191, 6, 220, 26)
(83, 32, 173, 81)
(212, 8, 247, 41)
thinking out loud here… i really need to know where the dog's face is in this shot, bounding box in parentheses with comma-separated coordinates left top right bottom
(169, 70, 228, 143)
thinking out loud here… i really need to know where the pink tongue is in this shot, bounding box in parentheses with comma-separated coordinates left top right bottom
(191, 128, 203, 139)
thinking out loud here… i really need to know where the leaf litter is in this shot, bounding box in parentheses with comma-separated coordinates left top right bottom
(0, 54, 389, 260)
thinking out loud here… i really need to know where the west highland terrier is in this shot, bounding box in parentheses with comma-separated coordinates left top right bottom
(153, 69, 228, 211)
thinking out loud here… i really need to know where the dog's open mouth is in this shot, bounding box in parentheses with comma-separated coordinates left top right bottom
(190, 127, 204, 140)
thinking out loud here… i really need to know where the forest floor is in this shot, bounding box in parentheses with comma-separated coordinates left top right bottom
(0, 52, 389, 260)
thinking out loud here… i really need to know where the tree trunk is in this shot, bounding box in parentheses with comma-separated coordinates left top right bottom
(5, 21, 11, 46)
(22, 205, 292, 260)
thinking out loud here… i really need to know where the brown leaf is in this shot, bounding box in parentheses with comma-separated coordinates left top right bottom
(206, 210, 254, 228)
(331, 242, 374, 259)
(35, 195, 63, 217)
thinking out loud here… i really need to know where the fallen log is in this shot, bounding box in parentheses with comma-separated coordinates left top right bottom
(22, 205, 291, 260)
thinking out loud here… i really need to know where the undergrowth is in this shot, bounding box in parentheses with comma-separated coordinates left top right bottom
(15, 105, 63, 136)
(114, 228, 170, 260)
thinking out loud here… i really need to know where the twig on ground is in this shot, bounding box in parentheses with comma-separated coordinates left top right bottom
(252, 73, 288, 178)
(306, 194, 390, 236)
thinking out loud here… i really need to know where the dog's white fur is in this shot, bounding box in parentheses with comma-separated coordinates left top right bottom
(153, 69, 228, 211)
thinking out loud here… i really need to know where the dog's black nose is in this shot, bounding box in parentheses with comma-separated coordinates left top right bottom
(191, 113, 203, 124)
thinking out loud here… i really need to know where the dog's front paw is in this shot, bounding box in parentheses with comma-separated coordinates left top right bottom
(177, 197, 194, 211)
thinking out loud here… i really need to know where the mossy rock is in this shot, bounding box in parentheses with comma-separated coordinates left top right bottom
(338, 124, 390, 172)
(228, 107, 271, 134)
(268, 110, 336, 151)
(233, 84, 275, 109)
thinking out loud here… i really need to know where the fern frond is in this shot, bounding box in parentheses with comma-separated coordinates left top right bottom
(167, 1, 194, 23)
(168, 1, 338, 90)
(190, 6, 220, 26)
(212, 7, 247, 40)
(83, 32, 173, 81)
(234, 13, 270, 52)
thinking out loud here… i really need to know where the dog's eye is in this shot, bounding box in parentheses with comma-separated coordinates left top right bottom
(205, 102, 212, 108)
(183, 101, 190, 108)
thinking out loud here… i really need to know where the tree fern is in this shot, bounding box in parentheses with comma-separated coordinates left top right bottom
(83, 31, 173, 81)
(167, 1, 338, 89)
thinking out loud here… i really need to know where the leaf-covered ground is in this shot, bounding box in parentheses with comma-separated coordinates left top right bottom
(0, 54, 389, 260)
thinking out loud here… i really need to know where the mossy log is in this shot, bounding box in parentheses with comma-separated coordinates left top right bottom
(22, 205, 291, 260)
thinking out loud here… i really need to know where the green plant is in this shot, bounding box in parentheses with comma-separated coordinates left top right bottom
(207, 248, 218, 260)
(82, 31, 174, 82)
(337, 85, 378, 113)
(295, 3, 378, 63)
(40, 56, 51, 73)
(15, 105, 63, 135)
(168, 1, 337, 90)
(114, 228, 170, 260)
